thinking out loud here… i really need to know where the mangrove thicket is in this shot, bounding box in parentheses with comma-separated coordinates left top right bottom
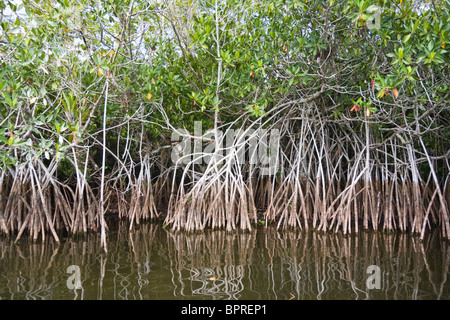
(0, 0, 449, 250)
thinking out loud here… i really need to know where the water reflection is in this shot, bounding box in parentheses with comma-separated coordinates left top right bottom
(0, 222, 449, 300)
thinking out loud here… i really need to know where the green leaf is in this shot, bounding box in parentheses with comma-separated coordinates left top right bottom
(403, 34, 411, 43)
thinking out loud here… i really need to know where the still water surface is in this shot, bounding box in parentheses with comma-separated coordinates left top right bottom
(0, 222, 449, 300)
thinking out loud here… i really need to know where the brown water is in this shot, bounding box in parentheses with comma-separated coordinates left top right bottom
(0, 222, 449, 300)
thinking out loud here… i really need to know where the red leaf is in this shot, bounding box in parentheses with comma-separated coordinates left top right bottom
(393, 88, 399, 99)
(350, 105, 361, 112)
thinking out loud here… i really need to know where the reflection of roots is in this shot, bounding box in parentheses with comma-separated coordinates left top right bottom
(0, 223, 449, 299)
(166, 229, 256, 299)
(189, 265, 245, 299)
(167, 227, 450, 299)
